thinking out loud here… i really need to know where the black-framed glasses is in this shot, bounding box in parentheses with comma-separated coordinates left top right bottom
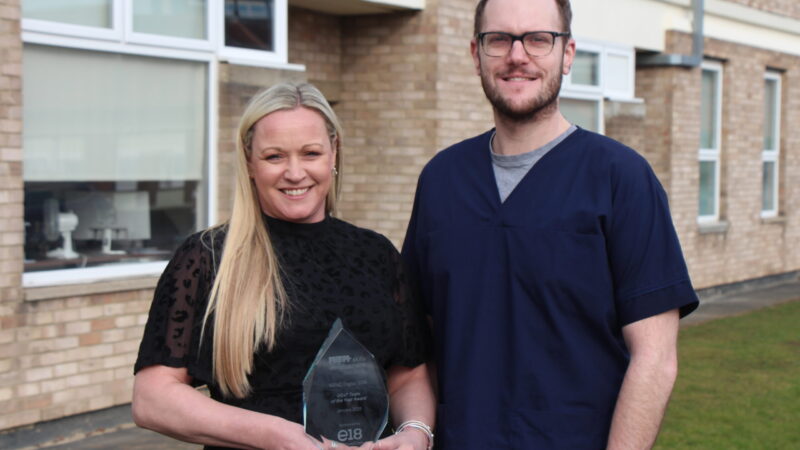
(477, 31, 571, 57)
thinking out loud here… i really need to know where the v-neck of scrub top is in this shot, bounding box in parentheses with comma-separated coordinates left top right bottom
(478, 126, 585, 225)
(490, 125, 578, 203)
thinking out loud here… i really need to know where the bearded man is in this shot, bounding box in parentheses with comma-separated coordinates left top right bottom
(402, 0, 698, 448)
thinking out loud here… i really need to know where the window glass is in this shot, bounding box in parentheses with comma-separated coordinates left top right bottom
(762, 161, 776, 213)
(605, 52, 630, 95)
(225, 0, 274, 51)
(561, 97, 599, 132)
(134, 0, 207, 39)
(700, 69, 718, 149)
(23, 44, 207, 272)
(23, 0, 112, 28)
(571, 50, 599, 86)
(698, 160, 717, 217)
(763, 78, 778, 151)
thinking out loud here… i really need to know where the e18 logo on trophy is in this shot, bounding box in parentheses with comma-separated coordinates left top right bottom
(337, 427, 363, 443)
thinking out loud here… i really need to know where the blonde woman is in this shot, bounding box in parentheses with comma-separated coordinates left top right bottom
(133, 82, 434, 450)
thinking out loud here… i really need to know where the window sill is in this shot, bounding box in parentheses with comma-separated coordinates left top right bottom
(219, 56, 305, 72)
(24, 274, 160, 302)
(23, 261, 166, 301)
(760, 215, 787, 225)
(698, 220, 730, 234)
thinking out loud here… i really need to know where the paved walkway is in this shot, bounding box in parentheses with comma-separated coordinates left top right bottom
(44, 425, 194, 450)
(5, 276, 799, 449)
(682, 276, 800, 327)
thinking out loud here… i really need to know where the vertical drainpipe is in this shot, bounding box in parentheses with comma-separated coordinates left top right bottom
(638, 0, 705, 67)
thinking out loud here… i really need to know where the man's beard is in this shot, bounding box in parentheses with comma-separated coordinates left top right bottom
(480, 62, 563, 123)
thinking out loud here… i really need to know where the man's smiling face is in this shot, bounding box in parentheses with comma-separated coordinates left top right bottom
(471, 0, 575, 122)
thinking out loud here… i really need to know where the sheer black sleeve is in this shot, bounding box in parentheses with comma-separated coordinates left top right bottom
(384, 237, 433, 368)
(134, 230, 221, 385)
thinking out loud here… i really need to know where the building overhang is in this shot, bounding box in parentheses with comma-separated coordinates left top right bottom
(288, 0, 424, 15)
(572, 0, 800, 58)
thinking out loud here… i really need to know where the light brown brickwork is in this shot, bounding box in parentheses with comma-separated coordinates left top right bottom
(335, 0, 492, 246)
(434, 0, 494, 151)
(335, 10, 440, 244)
(288, 7, 342, 100)
(0, 289, 151, 430)
(631, 31, 800, 288)
(724, 0, 800, 20)
(0, 0, 24, 431)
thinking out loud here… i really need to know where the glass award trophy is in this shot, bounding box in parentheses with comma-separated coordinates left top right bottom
(303, 318, 389, 446)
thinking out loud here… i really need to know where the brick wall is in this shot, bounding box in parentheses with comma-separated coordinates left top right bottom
(335, 0, 492, 246)
(288, 7, 342, 100)
(434, 0, 493, 151)
(335, 10, 439, 245)
(604, 102, 648, 175)
(632, 31, 800, 288)
(0, 0, 25, 430)
(1, 290, 151, 430)
(725, 0, 800, 20)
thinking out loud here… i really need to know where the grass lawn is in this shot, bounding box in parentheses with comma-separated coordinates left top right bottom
(655, 299, 800, 449)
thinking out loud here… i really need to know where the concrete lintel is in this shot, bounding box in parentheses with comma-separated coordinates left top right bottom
(637, 53, 702, 67)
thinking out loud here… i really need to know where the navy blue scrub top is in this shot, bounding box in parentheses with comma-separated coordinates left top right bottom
(402, 128, 698, 449)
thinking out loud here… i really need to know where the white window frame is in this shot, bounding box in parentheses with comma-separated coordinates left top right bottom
(22, 0, 123, 42)
(603, 45, 635, 100)
(564, 38, 635, 100)
(216, 0, 293, 68)
(698, 60, 723, 224)
(21, 0, 296, 67)
(560, 37, 635, 134)
(761, 71, 781, 218)
(564, 41, 603, 95)
(20, 2, 222, 287)
(124, 0, 215, 51)
(559, 93, 604, 134)
(21, 0, 302, 287)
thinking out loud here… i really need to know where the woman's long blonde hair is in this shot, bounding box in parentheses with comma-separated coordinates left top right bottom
(202, 82, 343, 398)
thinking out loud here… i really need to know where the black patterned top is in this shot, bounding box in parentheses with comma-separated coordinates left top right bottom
(134, 215, 431, 444)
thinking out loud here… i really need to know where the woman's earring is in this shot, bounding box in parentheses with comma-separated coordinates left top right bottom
(332, 166, 338, 176)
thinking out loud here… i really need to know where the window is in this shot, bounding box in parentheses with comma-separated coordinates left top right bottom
(19, 0, 245, 285)
(133, 0, 208, 40)
(219, 0, 289, 66)
(560, 39, 635, 134)
(126, 0, 213, 50)
(22, 0, 289, 64)
(571, 49, 600, 87)
(699, 61, 723, 223)
(22, 44, 208, 274)
(23, 0, 112, 28)
(225, 0, 273, 51)
(761, 72, 781, 218)
(20, 0, 297, 285)
(561, 96, 602, 132)
(561, 45, 603, 132)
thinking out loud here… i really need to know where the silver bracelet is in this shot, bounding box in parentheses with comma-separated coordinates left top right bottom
(395, 420, 434, 450)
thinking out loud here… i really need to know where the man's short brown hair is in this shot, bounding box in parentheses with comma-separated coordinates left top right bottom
(473, 0, 573, 36)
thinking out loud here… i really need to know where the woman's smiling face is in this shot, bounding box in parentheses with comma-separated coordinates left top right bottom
(247, 106, 336, 223)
